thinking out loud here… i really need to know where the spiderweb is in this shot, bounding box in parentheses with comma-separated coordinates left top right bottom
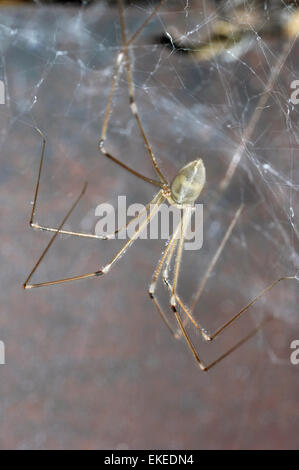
(1, 0, 299, 451)
(2, 0, 298, 369)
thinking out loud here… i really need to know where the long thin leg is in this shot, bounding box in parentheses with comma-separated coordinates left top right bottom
(100, 0, 168, 140)
(174, 307, 273, 371)
(98, 0, 168, 187)
(166, 204, 244, 338)
(24, 181, 89, 289)
(149, 207, 197, 337)
(118, 0, 168, 185)
(124, 0, 168, 49)
(208, 275, 296, 340)
(162, 232, 179, 282)
(100, 192, 164, 275)
(160, 206, 207, 341)
(152, 207, 207, 338)
(203, 317, 273, 371)
(171, 37, 297, 368)
(32, 202, 151, 240)
(149, 221, 197, 339)
(169, 274, 297, 342)
(170, 206, 192, 311)
(30, 128, 161, 240)
(98, 140, 163, 189)
(162, 205, 297, 349)
(24, 191, 164, 289)
(164, 278, 207, 337)
(162, 210, 227, 371)
(148, 221, 181, 335)
(174, 308, 207, 371)
(30, 127, 46, 229)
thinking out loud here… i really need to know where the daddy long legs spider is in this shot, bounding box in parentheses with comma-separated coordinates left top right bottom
(24, 0, 297, 371)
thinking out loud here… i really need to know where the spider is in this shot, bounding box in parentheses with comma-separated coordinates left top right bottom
(24, 0, 297, 371)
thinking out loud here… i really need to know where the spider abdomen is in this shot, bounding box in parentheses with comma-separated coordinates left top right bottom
(170, 159, 206, 205)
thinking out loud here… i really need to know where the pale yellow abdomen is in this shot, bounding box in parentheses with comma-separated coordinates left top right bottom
(170, 159, 206, 205)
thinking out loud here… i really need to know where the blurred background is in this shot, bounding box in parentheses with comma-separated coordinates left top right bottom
(0, 0, 298, 449)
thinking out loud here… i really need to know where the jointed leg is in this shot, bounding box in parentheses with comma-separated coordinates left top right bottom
(169, 274, 296, 342)
(118, 0, 168, 185)
(170, 202, 296, 342)
(161, 206, 297, 369)
(149, 208, 207, 339)
(149, 207, 199, 338)
(208, 275, 296, 341)
(203, 317, 272, 371)
(98, 0, 168, 188)
(165, 225, 285, 371)
(174, 308, 272, 371)
(100, 191, 164, 275)
(29, 128, 107, 240)
(24, 191, 164, 289)
(164, 278, 206, 338)
(164, 203, 244, 337)
(170, 207, 192, 311)
(174, 308, 207, 371)
(162, 207, 208, 337)
(148, 220, 181, 335)
(26, 2, 169, 287)
(100, 0, 168, 142)
(24, 180, 89, 289)
(30, 128, 160, 241)
(165, 202, 296, 342)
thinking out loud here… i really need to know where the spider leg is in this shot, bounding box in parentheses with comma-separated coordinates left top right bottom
(208, 275, 296, 341)
(124, 0, 168, 49)
(203, 317, 273, 371)
(24, 191, 164, 289)
(170, 206, 192, 312)
(148, 222, 181, 336)
(161, 205, 297, 369)
(162, 209, 274, 372)
(165, 274, 297, 344)
(175, 306, 272, 372)
(98, 0, 168, 188)
(165, 204, 296, 341)
(24, 180, 89, 289)
(161, 210, 208, 339)
(167, 203, 243, 337)
(118, 0, 168, 185)
(164, 279, 207, 339)
(174, 307, 207, 371)
(29, 128, 160, 240)
(167, 207, 211, 349)
(149, 208, 197, 337)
